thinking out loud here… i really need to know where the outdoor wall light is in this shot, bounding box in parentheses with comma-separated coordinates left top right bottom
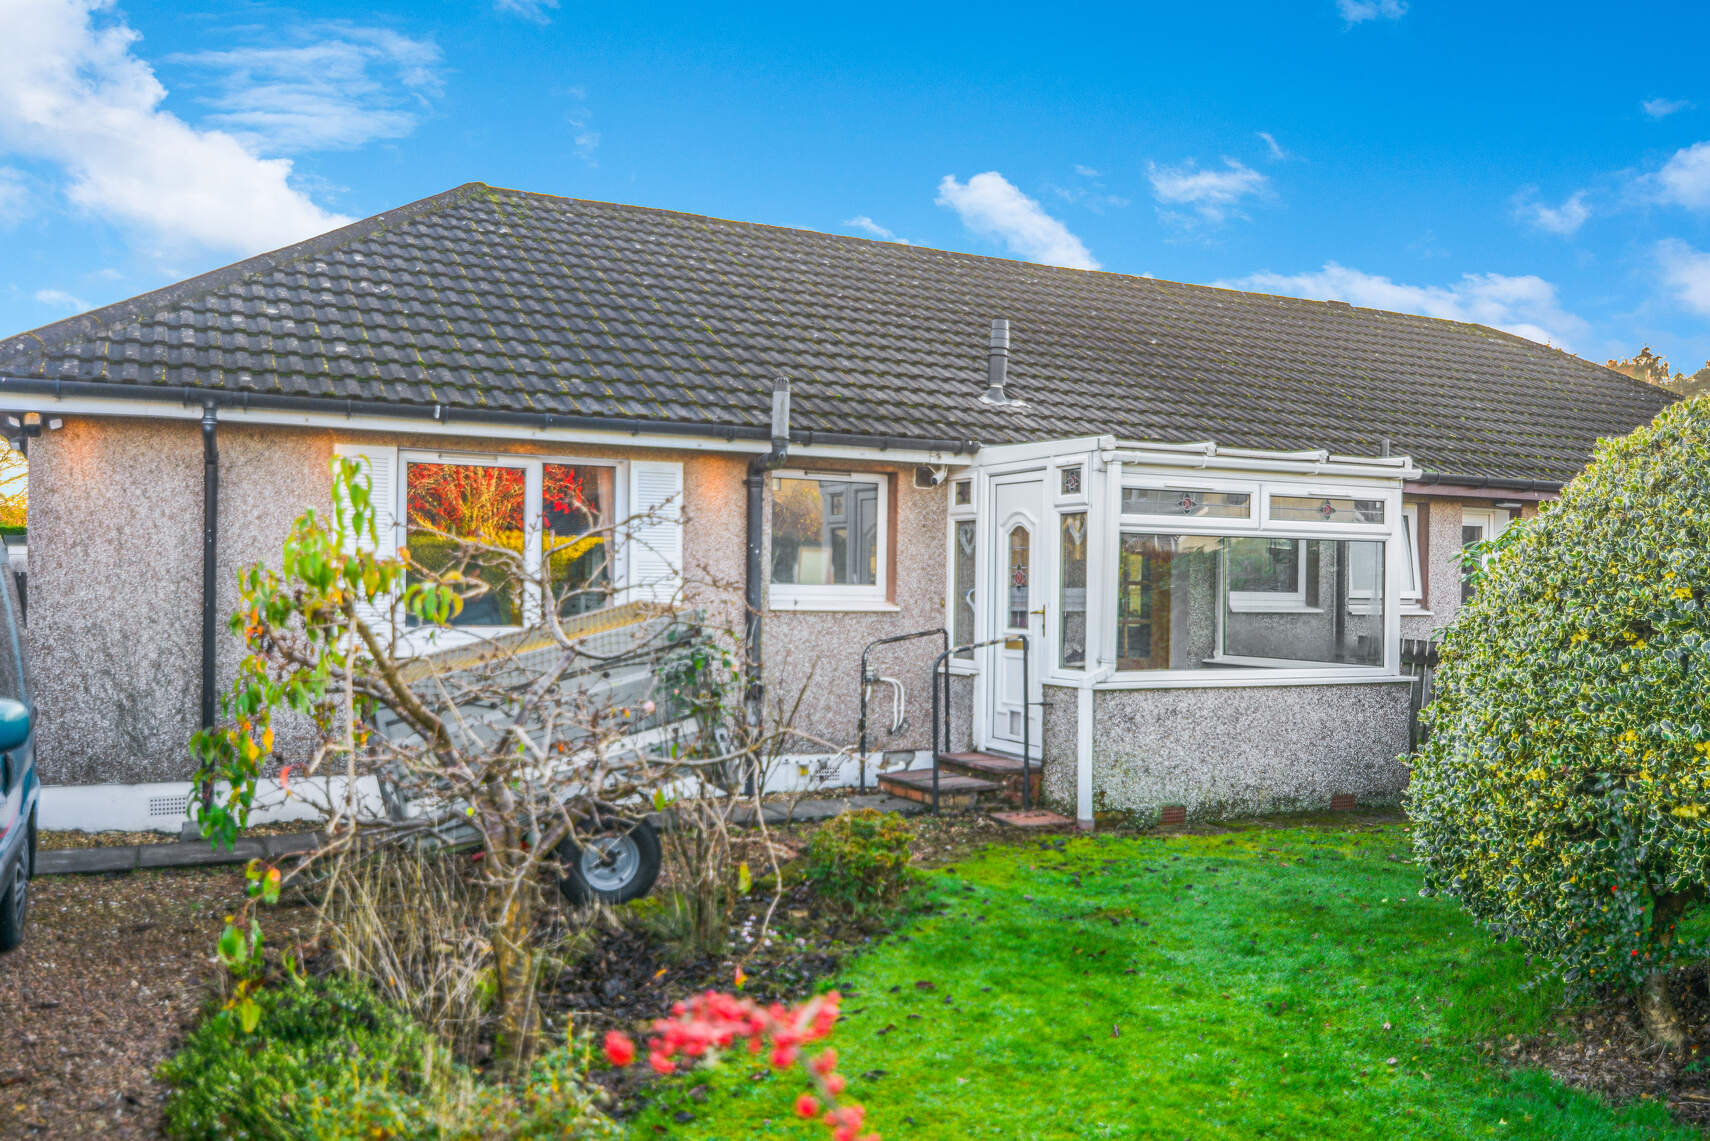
(3, 412, 63, 438)
(1491, 499, 1524, 511)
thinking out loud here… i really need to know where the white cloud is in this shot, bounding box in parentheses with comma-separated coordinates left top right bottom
(34, 287, 88, 312)
(1220, 262, 1586, 349)
(1073, 164, 1099, 178)
(567, 104, 599, 164)
(1658, 239, 1710, 314)
(1147, 157, 1269, 224)
(935, 172, 1099, 270)
(1644, 97, 1692, 119)
(1049, 166, 1130, 213)
(493, 0, 557, 22)
(1257, 131, 1290, 161)
(1512, 187, 1589, 236)
(168, 24, 443, 153)
(1338, 0, 1406, 22)
(843, 215, 910, 244)
(0, 0, 351, 255)
(1654, 141, 1710, 210)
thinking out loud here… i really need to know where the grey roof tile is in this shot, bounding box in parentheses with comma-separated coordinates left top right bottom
(0, 182, 1675, 483)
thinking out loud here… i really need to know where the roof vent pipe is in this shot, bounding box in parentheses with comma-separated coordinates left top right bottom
(980, 319, 1021, 406)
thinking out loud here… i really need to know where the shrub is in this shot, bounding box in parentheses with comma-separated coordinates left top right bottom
(802, 809, 913, 916)
(159, 978, 617, 1141)
(1408, 396, 1710, 1051)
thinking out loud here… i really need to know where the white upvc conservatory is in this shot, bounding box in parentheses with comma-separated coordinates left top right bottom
(945, 435, 1423, 827)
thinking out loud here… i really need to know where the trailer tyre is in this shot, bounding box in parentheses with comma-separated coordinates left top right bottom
(555, 818, 662, 905)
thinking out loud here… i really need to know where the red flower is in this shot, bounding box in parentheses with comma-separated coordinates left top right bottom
(795, 1093, 820, 1119)
(603, 1030, 635, 1067)
(649, 1050, 677, 1075)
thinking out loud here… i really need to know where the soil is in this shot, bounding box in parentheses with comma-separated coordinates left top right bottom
(1503, 965, 1710, 1127)
(555, 811, 1013, 1111)
(0, 866, 278, 1140)
(36, 822, 308, 851)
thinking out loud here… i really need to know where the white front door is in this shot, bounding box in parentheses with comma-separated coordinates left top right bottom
(987, 475, 1044, 757)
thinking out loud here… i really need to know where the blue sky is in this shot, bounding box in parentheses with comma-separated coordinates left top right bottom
(4, 0, 1709, 370)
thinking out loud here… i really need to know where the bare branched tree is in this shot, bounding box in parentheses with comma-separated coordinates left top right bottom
(191, 458, 838, 1068)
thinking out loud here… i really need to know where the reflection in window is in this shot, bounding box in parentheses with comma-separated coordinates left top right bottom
(953, 520, 976, 659)
(1269, 495, 1385, 524)
(1006, 526, 1031, 630)
(1116, 534, 1384, 671)
(406, 462, 526, 626)
(1059, 513, 1087, 668)
(544, 464, 614, 617)
(771, 476, 880, 586)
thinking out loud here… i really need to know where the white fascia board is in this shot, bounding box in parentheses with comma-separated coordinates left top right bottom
(966, 435, 1115, 469)
(0, 393, 965, 465)
(1106, 449, 1417, 484)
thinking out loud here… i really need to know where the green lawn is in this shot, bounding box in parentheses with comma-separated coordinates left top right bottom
(630, 820, 1693, 1140)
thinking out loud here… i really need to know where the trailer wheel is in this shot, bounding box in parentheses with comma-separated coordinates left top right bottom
(555, 818, 662, 905)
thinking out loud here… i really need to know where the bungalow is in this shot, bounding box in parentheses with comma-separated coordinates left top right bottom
(0, 182, 1673, 832)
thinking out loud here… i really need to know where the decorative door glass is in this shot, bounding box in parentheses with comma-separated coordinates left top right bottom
(1006, 526, 1031, 630)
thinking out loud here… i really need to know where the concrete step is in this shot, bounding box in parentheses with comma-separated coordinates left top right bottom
(937, 752, 1042, 807)
(875, 768, 1002, 810)
(989, 808, 1076, 830)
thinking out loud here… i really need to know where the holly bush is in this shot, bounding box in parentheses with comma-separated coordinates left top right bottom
(1408, 397, 1710, 1013)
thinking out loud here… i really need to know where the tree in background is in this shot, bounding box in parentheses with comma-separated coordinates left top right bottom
(0, 444, 25, 529)
(1609, 347, 1710, 400)
(1409, 395, 1710, 1053)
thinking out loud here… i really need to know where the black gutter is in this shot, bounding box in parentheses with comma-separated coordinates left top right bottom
(1409, 472, 1564, 493)
(0, 377, 980, 456)
(744, 379, 792, 756)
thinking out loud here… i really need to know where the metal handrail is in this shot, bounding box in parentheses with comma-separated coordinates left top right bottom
(930, 635, 1031, 815)
(856, 628, 949, 791)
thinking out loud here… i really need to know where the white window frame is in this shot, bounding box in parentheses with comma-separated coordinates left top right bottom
(1110, 478, 1401, 683)
(946, 473, 979, 669)
(396, 449, 626, 641)
(1398, 503, 1427, 613)
(768, 469, 892, 612)
(1119, 475, 1260, 532)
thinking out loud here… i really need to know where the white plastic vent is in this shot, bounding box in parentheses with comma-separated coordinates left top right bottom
(148, 794, 190, 818)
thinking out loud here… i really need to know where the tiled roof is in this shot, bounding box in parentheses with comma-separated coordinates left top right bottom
(0, 182, 1674, 483)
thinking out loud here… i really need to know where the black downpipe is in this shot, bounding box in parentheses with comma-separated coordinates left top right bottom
(198, 402, 218, 816)
(743, 379, 792, 775)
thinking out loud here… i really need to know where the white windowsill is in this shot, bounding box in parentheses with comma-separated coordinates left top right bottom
(1399, 605, 1433, 617)
(1096, 672, 1418, 691)
(768, 597, 900, 614)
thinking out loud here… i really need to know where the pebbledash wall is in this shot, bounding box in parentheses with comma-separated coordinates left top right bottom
(27, 415, 952, 827)
(1040, 680, 1415, 822)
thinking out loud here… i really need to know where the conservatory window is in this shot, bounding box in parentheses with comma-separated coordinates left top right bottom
(1269, 494, 1385, 525)
(1059, 512, 1088, 668)
(1122, 485, 1252, 520)
(1115, 533, 1386, 672)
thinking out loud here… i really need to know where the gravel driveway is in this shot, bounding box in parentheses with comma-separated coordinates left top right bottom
(0, 866, 244, 1139)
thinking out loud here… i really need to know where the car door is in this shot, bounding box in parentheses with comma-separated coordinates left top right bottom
(0, 565, 27, 871)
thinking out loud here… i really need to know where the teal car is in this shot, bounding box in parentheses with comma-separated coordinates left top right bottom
(0, 563, 33, 952)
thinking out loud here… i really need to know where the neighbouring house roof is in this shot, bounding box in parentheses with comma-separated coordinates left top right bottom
(0, 182, 1675, 484)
